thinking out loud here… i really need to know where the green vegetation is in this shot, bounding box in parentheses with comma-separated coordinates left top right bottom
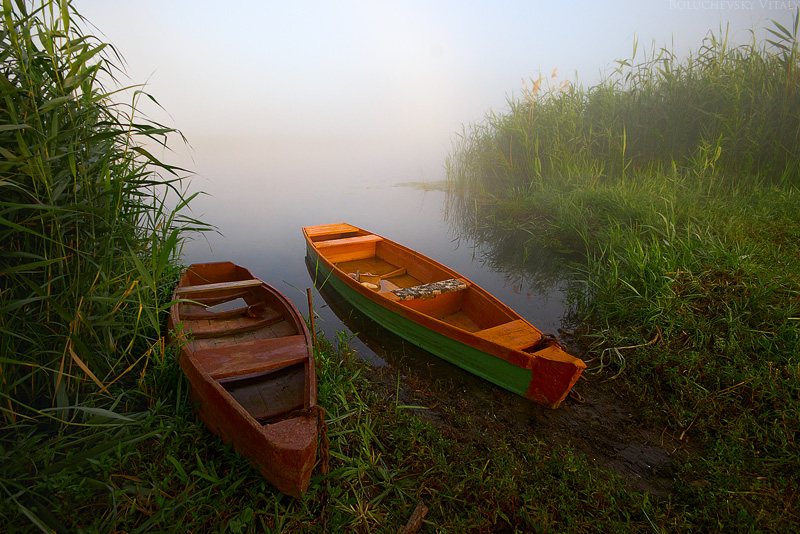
(0, 0, 204, 411)
(4, 0, 799, 531)
(1, 0, 204, 529)
(0, 327, 673, 533)
(446, 13, 800, 532)
(446, 19, 800, 196)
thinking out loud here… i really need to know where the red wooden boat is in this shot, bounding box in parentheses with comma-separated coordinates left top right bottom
(304, 223, 585, 408)
(168, 261, 318, 498)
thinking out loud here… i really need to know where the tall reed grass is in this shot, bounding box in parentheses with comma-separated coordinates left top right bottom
(446, 14, 800, 201)
(445, 13, 800, 530)
(0, 0, 205, 420)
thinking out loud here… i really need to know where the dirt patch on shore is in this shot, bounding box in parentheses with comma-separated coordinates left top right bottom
(318, 283, 686, 497)
(362, 341, 683, 497)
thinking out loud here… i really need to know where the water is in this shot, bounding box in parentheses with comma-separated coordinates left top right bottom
(181, 175, 573, 369)
(178, 172, 680, 494)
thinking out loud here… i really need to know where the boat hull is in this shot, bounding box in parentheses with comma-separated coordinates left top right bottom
(309, 257, 536, 395)
(303, 224, 584, 408)
(169, 262, 317, 498)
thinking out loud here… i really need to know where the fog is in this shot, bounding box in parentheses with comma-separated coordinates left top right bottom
(76, 0, 795, 234)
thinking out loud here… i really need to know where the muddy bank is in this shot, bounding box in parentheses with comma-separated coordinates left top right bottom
(361, 339, 681, 497)
(314, 275, 683, 497)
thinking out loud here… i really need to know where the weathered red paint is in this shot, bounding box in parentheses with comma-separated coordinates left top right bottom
(168, 262, 318, 498)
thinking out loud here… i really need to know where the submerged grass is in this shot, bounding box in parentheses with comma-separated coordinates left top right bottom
(446, 12, 800, 533)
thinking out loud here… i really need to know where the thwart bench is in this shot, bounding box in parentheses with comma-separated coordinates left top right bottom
(193, 335, 309, 380)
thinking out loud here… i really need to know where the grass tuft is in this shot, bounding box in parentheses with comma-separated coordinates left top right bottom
(445, 13, 800, 532)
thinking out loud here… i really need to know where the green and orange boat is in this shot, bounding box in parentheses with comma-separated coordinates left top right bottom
(303, 223, 585, 408)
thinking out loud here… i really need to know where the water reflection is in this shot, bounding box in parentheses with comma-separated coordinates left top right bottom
(452, 231, 573, 295)
(443, 190, 581, 316)
(305, 253, 555, 425)
(306, 255, 511, 392)
(185, 177, 575, 368)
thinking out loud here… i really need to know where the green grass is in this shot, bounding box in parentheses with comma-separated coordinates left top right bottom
(3, 1, 800, 532)
(0, 0, 206, 413)
(445, 12, 800, 533)
(446, 17, 800, 198)
(1, 1, 206, 529)
(0, 329, 681, 533)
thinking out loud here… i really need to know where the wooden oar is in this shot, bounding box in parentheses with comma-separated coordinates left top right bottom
(381, 267, 406, 279)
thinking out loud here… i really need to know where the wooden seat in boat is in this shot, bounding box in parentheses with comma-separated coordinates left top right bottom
(187, 308, 285, 339)
(305, 223, 360, 238)
(474, 320, 543, 350)
(192, 335, 309, 380)
(315, 234, 382, 248)
(176, 279, 262, 295)
(316, 234, 383, 263)
(182, 302, 270, 320)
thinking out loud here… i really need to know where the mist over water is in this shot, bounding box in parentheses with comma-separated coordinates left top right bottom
(76, 0, 797, 362)
(179, 164, 574, 364)
(80, 1, 785, 194)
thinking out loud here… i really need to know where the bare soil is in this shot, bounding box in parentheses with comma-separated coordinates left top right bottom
(361, 337, 682, 497)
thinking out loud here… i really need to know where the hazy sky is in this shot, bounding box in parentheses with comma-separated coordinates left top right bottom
(78, 0, 795, 185)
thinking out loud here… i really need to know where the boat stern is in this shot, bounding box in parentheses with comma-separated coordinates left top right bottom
(259, 415, 319, 498)
(524, 345, 586, 408)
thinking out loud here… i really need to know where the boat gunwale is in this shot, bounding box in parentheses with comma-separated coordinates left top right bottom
(167, 261, 318, 497)
(171, 268, 317, 403)
(303, 224, 586, 408)
(303, 225, 582, 370)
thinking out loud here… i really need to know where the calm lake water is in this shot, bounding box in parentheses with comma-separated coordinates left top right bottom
(181, 175, 573, 369)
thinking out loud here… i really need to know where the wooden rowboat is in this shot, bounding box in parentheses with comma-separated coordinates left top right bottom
(303, 223, 585, 408)
(168, 261, 318, 498)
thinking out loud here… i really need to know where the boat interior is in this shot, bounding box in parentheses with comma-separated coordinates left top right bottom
(307, 224, 554, 354)
(176, 262, 311, 422)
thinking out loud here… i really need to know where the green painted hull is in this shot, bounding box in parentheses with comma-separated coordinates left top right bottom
(308, 251, 534, 397)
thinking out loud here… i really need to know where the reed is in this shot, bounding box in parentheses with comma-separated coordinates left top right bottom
(0, 1, 208, 526)
(446, 15, 800, 201)
(3, 2, 798, 530)
(0, 0, 205, 420)
(445, 13, 800, 531)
